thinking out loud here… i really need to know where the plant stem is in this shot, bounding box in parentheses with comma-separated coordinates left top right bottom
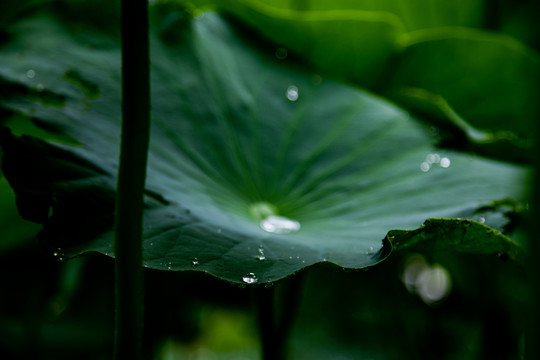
(255, 274, 305, 360)
(256, 286, 280, 360)
(114, 0, 150, 358)
(526, 115, 540, 358)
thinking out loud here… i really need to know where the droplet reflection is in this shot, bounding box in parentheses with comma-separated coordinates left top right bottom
(26, 69, 36, 78)
(260, 215, 301, 234)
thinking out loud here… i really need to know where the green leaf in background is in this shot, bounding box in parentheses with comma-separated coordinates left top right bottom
(236, 0, 485, 30)
(0, 10, 528, 283)
(181, 0, 406, 89)
(183, 0, 540, 164)
(388, 28, 540, 163)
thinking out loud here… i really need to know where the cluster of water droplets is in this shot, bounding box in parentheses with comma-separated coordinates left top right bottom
(420, 153, 451, 172)
(52, 248, 65, 261)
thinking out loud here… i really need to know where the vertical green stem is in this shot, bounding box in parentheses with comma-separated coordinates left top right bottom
(526, 120, 540, 358)
(255, 274, 305, 360)
(255, 286, 281, 360)
(114, 0, 150, 358)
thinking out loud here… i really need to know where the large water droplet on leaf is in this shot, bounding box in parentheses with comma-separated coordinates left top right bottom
(260, 215, 301, 234)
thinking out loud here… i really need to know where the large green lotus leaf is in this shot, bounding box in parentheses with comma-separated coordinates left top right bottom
(387, 29, 540, 162)
(0, 12, 528, 283)
(180, 0, 406, 89)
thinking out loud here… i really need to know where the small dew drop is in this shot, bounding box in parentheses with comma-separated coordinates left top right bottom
(286, 85, 299, 101)
(439, 157, 451, 168)
(167, 262, 172, 270)
(26, 69, 36, 78)
(426, 153, 441, 164)
(275, 47, 288, 60)
(420, 162, 431, 172)
(260, 215, 301, 234)
(366, 246, 374, 255)
(191, 258, 199, 267)
(478, 216, 486, 224)
(256, 246, 266, 261)
(242, 272, 258, 284)
(53, 252, 59, 257)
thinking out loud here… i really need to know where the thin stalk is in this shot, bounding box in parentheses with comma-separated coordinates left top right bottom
(526, 112, 540, 358)
(114, 0, 150, 358)
(255, 274, 305, 360)
(256, 286, 280, 360)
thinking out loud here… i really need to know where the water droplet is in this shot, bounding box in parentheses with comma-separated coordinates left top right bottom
(420, 162, 430, 172)
(426, 153, 440, 164)
(53, 252, 59, 257)
(26, 69, 36, 78)
(286, 85, 299, 101)
(191, 258, 199, 267)
(150, 242, 154, 246)
(275, 47, 288, 60)
(260, 215, 301, 234)
(242, 273, 258, 284)
(256, 246, 266, 261)
(366, 246, 374, 255)
(167, 262, 172, 270)
(478, 216, 486, 224)
(439, 157, 451, 168)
